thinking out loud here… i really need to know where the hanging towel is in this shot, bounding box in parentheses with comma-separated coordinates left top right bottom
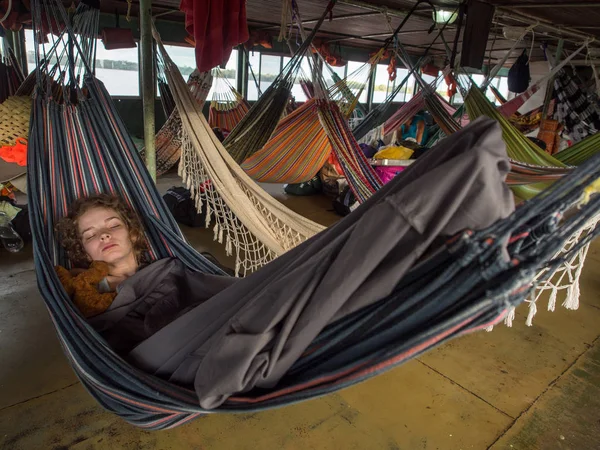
(180, 0, 249, 72)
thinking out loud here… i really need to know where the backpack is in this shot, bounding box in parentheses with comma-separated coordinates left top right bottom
(162, 186, 206, 228)
(508, 50, 530, 94)
(332, 185, 359, 217)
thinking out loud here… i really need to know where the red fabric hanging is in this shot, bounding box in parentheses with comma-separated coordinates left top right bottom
(180, 0, 249, 72)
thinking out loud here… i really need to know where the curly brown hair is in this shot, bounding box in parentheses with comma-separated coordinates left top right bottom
(55, 193, 148, 268)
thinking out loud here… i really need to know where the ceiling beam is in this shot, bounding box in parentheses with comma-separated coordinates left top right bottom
(256, 11, 381, 31)
(487, 2, 600, 45)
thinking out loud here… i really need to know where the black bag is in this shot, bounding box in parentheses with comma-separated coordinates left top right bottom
(332, 185, 358, 217)
(284, 176, 322, 196)
(162, 186, 206, 228)
(508, 50, 530, 94)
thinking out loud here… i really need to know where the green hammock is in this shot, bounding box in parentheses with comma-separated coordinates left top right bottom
(465, 87, 566, 199)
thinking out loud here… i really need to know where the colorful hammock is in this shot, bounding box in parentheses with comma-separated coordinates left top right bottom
(554, 68, 600, 143)
(28, 62, 600, 430)
(28, 3, 600, 430)
(208, 68, 250, 133)
(464, 86, 600, 198)
(239, 33, 376, 185)
(223, 0, 336, 164)
(318, 101, 383, 203)
(241, 99, 332, 183)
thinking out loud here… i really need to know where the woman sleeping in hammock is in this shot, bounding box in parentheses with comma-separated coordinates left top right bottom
(55, 194, 237, 354)
(55, 195, 147, 317)
(53, 118, 516, 408)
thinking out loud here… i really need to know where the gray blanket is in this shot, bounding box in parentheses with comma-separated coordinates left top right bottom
(91, 117, 515, 409)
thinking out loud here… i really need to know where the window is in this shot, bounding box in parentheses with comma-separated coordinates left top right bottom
(416, 72, 451, 101)
(497, 77, 509, 99)
(157, 44, 196, 97)
(95, 44, 139, 96)
(494, 76, 510, 105)
(258, 54, 282, 95)
(25, 28, 140, 96)
(162, 44, 196, 77)
(469, 74, 496, 104)
(247, 51, 261, 101)
(393, 68, 416, 102)
(323, 63, 346, 88)
(24, 29, 51, 74)
(372, 64, 395, 104)
(346, 60, 369, 104)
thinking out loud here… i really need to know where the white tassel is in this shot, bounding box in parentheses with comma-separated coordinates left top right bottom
(213, 223, 219, 241)
(504, 306, 516, 327)
(205, 205, 212, 228)
(225, 235, 232, 256)
(526, 301, 537, 327)
(563, 282, 580, 310)
(485, 325, 494, 332)
(218, 227, 224, 244)
(547, 287, 558, 312)
(235, 258, 241, 278)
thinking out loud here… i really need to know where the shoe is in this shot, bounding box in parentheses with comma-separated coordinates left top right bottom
(0, 211, 24, 253)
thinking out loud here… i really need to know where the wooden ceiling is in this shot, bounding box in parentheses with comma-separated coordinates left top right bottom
(98, 0, 600, 66)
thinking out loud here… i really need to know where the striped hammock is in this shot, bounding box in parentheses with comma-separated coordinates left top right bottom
(28, 3, 600, 430)
(223, 0, 336, 164)
(239, 53, 376, 185)
(241, 99, 332, 183)
(208, 69, 250, 132)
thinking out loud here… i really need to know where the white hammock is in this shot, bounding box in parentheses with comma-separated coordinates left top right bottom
(155, 29, 324, 277)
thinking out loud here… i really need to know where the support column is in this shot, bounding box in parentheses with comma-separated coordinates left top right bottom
(237, 45, 248, 99)
(139, 0, 156, 180)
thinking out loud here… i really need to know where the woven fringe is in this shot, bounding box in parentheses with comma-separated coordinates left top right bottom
(563, 282, 580, 310)
(525, 301, 537, 327)
(547, 287, 558, 312)
(503, 306, 516, 327)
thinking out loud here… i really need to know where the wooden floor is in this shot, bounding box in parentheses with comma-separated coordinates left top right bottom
(1, 175, 599, 450)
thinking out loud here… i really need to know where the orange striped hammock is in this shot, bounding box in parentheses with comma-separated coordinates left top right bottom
(242, 98, 331, 183)
(208, 88, 250, 132)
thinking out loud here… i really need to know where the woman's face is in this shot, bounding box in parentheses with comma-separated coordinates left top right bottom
(77, 207, 134, 265)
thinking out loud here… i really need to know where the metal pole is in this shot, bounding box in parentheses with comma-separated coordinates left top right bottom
(10, 29, 28, 74)
(139, 0, 156, 181)
(237, 46, 248, 98)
